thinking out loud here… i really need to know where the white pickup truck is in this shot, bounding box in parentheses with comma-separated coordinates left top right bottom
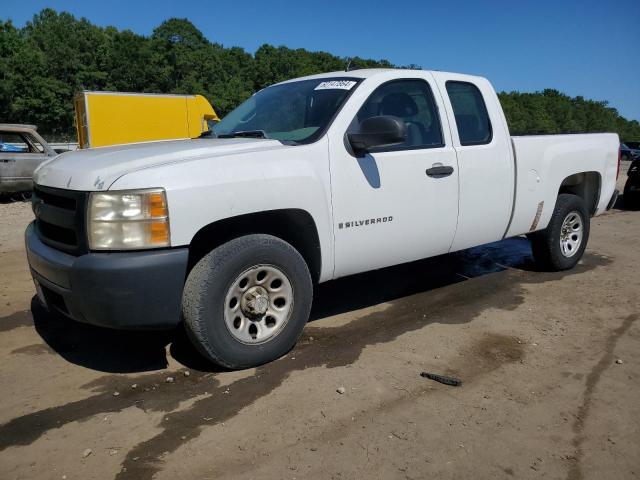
(26, 69, 620, 368)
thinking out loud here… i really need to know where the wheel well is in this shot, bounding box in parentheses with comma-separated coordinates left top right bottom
(187, 209, 322, 283)
(558, 171, 601, 215)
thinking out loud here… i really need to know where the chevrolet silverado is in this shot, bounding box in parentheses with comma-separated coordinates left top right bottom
(26, 69, 620, 368)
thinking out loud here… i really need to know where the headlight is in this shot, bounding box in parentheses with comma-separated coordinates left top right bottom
(88, 189, 170, 250)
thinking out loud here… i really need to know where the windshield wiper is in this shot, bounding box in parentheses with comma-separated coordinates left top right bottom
(218, 130, 269, 139)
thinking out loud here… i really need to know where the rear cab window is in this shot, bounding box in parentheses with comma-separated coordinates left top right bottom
(445, 81, 492, 146)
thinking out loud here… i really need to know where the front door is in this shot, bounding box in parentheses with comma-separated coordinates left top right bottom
(328, 75, 459, 278)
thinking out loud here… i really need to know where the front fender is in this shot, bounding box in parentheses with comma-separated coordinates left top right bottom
(109, 139, 335, 281)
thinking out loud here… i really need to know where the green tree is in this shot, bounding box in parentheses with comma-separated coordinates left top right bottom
(0, 20, 23, 122)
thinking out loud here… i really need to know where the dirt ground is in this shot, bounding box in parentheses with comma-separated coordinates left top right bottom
(1, 167, 638, 480)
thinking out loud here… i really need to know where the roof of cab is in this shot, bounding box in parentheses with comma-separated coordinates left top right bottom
(274, 68, 484, 86)
(276, 68, 415, 84)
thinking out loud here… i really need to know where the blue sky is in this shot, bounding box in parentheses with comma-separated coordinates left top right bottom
(4, 0, 640, 120)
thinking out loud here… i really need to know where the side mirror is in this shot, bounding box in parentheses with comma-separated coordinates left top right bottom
(347, 116, 407, 156)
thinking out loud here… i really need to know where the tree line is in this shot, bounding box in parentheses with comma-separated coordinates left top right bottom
(1, 9, 639, 142)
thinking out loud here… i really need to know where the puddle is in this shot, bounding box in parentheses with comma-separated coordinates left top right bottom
(0, 310, 32, 332)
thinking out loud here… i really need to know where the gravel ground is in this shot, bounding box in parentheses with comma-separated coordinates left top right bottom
(0, 167, 638, 480)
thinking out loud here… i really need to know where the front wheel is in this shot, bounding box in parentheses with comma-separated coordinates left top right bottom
(528, 194, 590, 271)
(182, 234, 313, 369)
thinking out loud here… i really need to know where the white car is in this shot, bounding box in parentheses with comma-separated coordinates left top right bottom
(26, 69, 620, 368)
(0, 124, 57, 194)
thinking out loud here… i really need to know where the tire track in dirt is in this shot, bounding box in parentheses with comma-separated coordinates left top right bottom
(566, 313, 638, 480)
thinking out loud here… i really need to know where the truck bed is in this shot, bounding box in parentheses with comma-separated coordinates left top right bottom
(506, 133, 619, 237)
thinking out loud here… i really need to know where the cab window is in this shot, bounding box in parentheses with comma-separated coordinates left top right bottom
(348, 79, 443, 151)
(445, 81, 492, 145)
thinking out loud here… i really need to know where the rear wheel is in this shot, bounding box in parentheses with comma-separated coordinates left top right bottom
(529, 194, 590, 271)
(182, 234, 312, 369)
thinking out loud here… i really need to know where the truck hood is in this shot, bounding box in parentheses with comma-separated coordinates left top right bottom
(33, 138, 287, 191)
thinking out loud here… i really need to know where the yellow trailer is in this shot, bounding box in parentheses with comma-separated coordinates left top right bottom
(74, 91, 219, 149)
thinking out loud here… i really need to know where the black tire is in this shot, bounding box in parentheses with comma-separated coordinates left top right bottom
(528, 194, 590, 271)
(182, 234, 312, 369)
(623, 177, 640, 210)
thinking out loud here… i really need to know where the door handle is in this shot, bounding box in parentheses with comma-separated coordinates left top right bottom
(425, 165, 454, 178)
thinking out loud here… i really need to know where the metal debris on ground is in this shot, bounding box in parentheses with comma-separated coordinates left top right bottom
(420, 371, 462, 387)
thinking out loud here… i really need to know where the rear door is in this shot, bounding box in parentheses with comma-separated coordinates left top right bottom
(431, 73, 514, 251)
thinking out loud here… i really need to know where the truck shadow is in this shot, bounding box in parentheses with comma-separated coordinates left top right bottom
(31, 236, 537, 373)
(309, 236, 536, 321)
(31, 298, 173, 373)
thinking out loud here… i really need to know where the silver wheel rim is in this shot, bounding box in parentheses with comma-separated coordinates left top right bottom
(560, 211, 583, 258)
(224, 264, 294, 345)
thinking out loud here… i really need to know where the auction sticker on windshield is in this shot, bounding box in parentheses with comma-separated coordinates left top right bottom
(315, 80, 357, 90)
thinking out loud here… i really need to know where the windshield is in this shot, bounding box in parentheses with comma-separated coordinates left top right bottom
(212, 78, 360, 144)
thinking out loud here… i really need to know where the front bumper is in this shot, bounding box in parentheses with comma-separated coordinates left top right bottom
(25, 222, 188, 329)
